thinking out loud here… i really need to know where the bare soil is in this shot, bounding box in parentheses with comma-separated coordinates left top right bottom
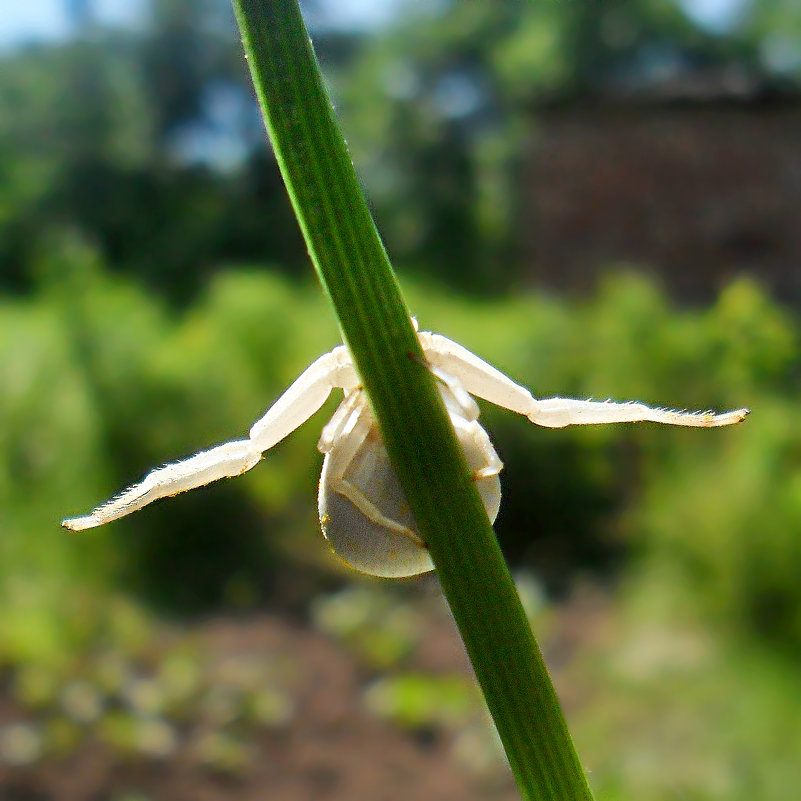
(0, 608, 521, 801)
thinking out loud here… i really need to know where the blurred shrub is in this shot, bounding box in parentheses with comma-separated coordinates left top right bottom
(363, 673, 476, 730)
(2, 253, 798, 654)
(0, 593, 296, 774)
(310, 584, 422, 670)
(571, 620, 801, 801)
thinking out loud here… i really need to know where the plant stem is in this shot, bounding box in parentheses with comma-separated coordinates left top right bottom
(232, 2, 594, 798)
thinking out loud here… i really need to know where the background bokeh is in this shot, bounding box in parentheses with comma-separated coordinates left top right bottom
(1, 1, 800, 799)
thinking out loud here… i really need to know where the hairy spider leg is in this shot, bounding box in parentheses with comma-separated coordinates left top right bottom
(420, 332, 749, 429)
(62, 347, 357, 531)
(317, 384, 364, 454)
(423, 361, 503, 483)
(61, 440, 262, 531)
(250, 345, 356, 451)
(523, 398, 749, 428)
(425, 362, 480, 423)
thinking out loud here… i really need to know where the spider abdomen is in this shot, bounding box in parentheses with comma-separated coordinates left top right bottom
(318, 409, 502, 578)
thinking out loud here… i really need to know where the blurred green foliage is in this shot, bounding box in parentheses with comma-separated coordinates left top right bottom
(569, 616, 801, 800)
(0, 589, 296, 773)
(2, 0, 799, 298)
(0, 4, 305, 299)
(311, 585, 422, 670)
(2, 245, 797, 651)
(2, 0, 801, 794)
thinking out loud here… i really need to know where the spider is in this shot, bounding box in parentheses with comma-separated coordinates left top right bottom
(62, 325, 748, 577)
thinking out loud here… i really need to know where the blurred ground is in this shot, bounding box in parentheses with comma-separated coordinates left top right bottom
(0, 587, 523, 801)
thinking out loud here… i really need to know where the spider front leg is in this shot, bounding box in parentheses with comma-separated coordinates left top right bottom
(420, 331, 749, 429)
(62, 440, 263, 531)
(62, 346, 357, 531)
(526, 398, 749, 428)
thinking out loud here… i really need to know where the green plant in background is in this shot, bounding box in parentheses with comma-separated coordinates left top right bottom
(3, 245, 797, 798)
(0, 592, 296, 773)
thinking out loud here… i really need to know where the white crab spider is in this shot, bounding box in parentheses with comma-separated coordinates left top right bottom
(62, 325, 748, 577)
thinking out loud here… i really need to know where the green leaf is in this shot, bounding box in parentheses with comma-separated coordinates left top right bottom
(232, 1, 594, 798)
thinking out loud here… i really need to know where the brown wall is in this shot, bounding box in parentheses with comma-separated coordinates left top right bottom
(522, 99, 801, 304)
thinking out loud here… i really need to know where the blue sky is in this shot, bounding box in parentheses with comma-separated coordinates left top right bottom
(1, 0, 748, 49)
(0, 0, 407, 50)
(3, 0, 71, 44)
(1, 0, 145, 47)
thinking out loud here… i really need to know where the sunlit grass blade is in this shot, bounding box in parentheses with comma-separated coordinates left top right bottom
(231, 1, 594, 798)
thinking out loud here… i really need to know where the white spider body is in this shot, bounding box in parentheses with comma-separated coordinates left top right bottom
(62, 327, 748, 578)
(317, 378, 502, 577)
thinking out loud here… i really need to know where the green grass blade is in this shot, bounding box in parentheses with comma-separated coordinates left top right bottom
(232, 2, 594, 798)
